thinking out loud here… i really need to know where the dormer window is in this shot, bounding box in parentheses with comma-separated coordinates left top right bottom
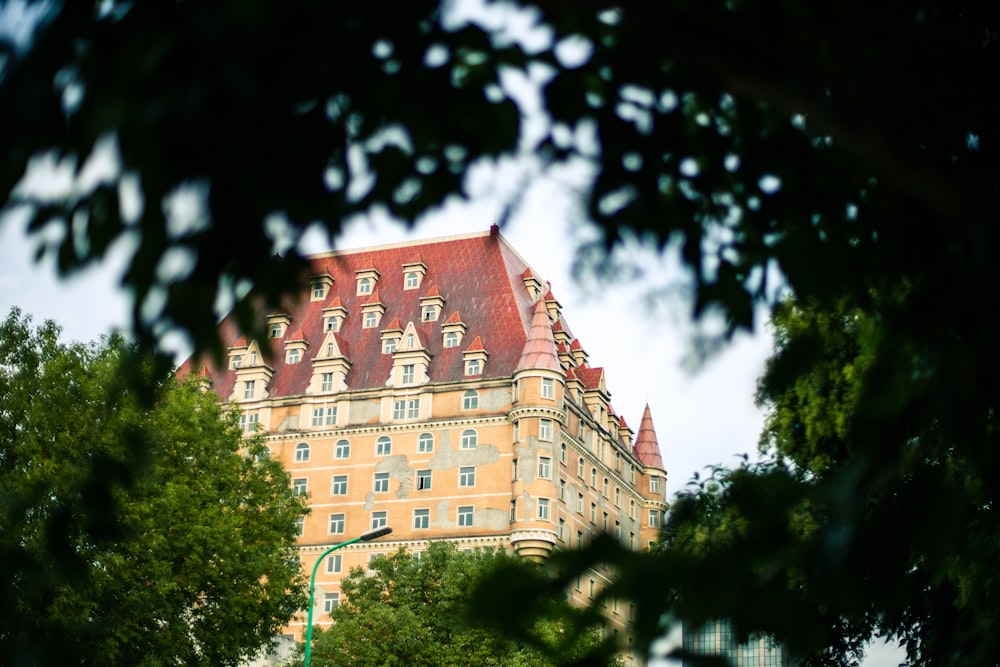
(402, 261, 427, 290)
(363, 312, 378, 328)
(231, 355, 243, 369)
(326, 343, 334, 356)
(462, 336, 489, 377)
(249, 351, 257, 366)
(310, 274, 333, 301)
(444, 332, 458, 348)
(466, 358, 481, 376)
(419, 286, 445, 324)
(287, 349, 300, 364)
(355, 268, 380, 295)
(383, 338, 397, 354)
(406, 334, 415, 349)
(325, 316, 339, 332)
(270, 323, 282, 338)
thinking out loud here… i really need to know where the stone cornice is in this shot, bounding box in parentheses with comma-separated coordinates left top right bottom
(266, 414, 512, 443)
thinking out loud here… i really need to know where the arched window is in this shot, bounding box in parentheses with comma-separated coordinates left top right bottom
(466, 359, 481, 376)
(358, 277, 372, 294)
(294, 442, 310, 462)
(417, 433, 434, 453)
(444, 332, 458, 348)
(376, 436, 392, 456)
(462, 390, 479, 410)
(335, 439, 351, 459)
(461, 429, 477, 449)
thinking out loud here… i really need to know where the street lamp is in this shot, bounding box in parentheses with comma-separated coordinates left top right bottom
(303, 526, 393, 667)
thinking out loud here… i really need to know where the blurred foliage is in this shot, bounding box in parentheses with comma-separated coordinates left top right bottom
(2, 1, 999, 666)
(0, 308, 308, 666)
(302, 541, 614, 667)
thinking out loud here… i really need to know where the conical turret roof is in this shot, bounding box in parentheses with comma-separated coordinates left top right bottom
(633, 404, 664, 469)
(515, 301, 561, 372)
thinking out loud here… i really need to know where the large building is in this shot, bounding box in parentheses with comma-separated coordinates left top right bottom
(682, 620, 790, 667)
(191, 227, 667, 657)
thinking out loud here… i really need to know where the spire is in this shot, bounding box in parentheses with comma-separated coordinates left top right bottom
(634, 404, 664, 469)
(515, 301, 561, 372)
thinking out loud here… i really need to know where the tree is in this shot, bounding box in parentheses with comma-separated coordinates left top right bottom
(0, 308, 308, 666)
(3, 3, 999, 666)
(305, 541, 613, 667)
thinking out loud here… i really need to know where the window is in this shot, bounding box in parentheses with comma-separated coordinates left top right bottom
(466, 359, 481, 376)
(311, 408, 323, 427)
(240, 412, 259, 432)
(510, 499, 517, 522)
(393, 400, 405, 420)
(270, 322, 283, 338)
(323, 592, 339, 613)
(402, 364, 414, 384)
(335, 439, 350, 459)
(577, 531, 583, 548)
(294, 516, 304, 536)
(603, 478, 609, 497)
(512, 458, 519, 481)
(417, 433, 434, 453)
(460, 429, 477, 449)
(615, 520, 622, 539)
(650, 475, 661, 493)
(560, 443, 567, 464)
(231, 354, 243, 369)
(331, 475, 347, 495)
(249, 351, 257, 365)
(406, 334, 415, 349)
(462, 390, 478, 410)
(363, 311, 377, 328)
(321, 372, 333, 392)
(407, 399, 419, 419)
(376, 436, 391, 456)
(542, 378, 554, 398)
(325, 406, 337, 425)
(374, 473, 389, 493)
(444, 332, 458, 348)
(459, 466, 475, 487)
(558, 518, 565, 540)
(538, 456, 552, 479)
(326, 554, 342, 574)
(287, 348, 300, 364)
(325, 316, 339, 332)
(539, 419, 552, 441)
(649, 509, 662, 528)
(292, 478, 307, 496)
(629, 465, 636, 484)
(630, 499, 636, 519)
(243, 380, 255, 400)
(413, 508, 430, 529)
(457, 505, 473, 527)
(615, 452, 622, 471)
(358, 277, 372, 294)
(578, 457, 585, 477)
(422, 305, 437, 321)
(312, 282, 325, 299)
(537, 498, 550, 520)
(416, 469, 431, 490)
(615, 487, 621, 507)
(590, 503, 596, 523)
(328, 513, 345, 534)
(577, 493, 584, 513)
(513, 420, 519, 442)
(591, 468, 597, 488)
(589, 579, 595, 598)
(294, 443, 310, 462)
(603, 512, 609, 531)
(559, 478, 566, 499)
(325, 343, 334, 356)
(371, 511, 387, 530)
(405, 271, 419, 288)
(383, 338, 397, 354)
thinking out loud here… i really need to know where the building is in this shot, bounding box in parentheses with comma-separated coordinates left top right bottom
(189, 227, 668, 658)
(683, 619, 789, 667)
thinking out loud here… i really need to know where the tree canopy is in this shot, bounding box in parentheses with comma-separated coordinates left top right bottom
(2, 2, 999, 666)
(0, 309, 308, 666)
(305, 542, 613, 667)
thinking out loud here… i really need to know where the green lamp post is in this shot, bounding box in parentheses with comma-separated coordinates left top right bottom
(303, 526, 393, 667)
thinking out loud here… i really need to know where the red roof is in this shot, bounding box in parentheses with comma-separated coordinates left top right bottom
(515, 300, 561, 373)
(188, 231, 539, 397)
(464, 335, 486, 353)
(444, 310, 463, 324)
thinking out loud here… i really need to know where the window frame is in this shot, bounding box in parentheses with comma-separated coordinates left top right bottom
(462, 390, 479, 410)
(537, 497, 551, 520)
(416, 469, 431, 490)
(328, 513, 345, 534)
(402, 364, 415, 384)
(538, 456, 552, 479)
(413, 508, 430, 530)
(371, 511, 388, 530)
(458, 466, 476, 487)
(373, 472, 390, 493)
(331, 475, 348, 496)
(334, 439, 351, 459)
(294, 443, 310, 462)
(460, 429, 477, 449)
(457, 505, 474, 527)
(417, 433, 434, 453)
(541, 377, 554, 399)
(376, 436, 392, 456)
(292, 478, 308, 496)
(539, 418, 552, 441)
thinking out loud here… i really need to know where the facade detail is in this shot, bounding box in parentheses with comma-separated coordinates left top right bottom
(187, 228, 667, 661)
